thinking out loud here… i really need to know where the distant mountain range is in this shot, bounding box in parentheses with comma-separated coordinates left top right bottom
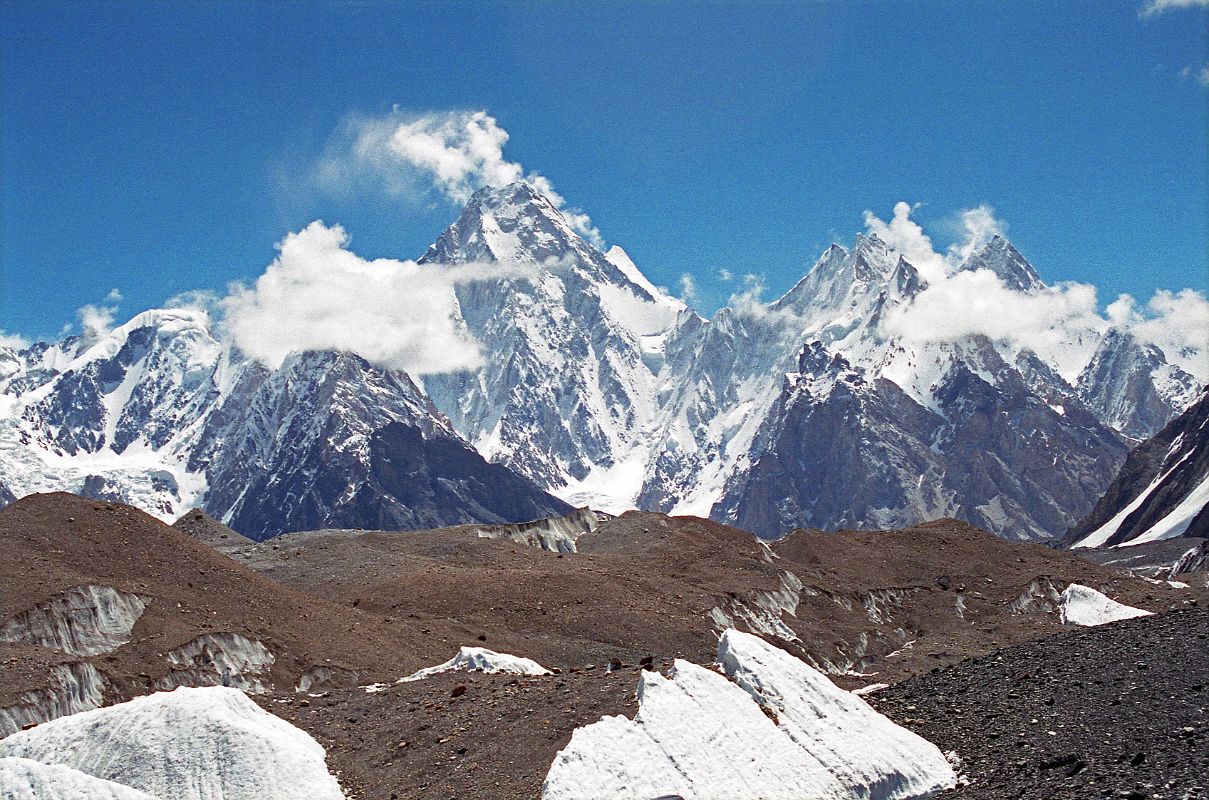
(1, 182, 1204, 540)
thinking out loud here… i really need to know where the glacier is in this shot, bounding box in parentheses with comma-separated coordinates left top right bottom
(542, 629, 955, 800)
(0, 686, 345, 800)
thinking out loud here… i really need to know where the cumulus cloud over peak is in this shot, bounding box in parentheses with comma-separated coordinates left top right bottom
(221, 220, 530, 376)
(75, 289, 124, 339)
(322, 109, 602, 247)
(862, 201, 1207, 382)
(861, 201, 1006, 283)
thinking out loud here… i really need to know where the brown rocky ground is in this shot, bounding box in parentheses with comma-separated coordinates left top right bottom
(4, 493, 1204, 799)
(217, 512, 1199, 686)
(260, 666, 651, 800)
(0, 493, 458, 711)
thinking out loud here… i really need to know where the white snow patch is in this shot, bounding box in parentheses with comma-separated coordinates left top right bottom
(0, 686, 344, 800)
(1058, 584, 1153, 627)
(0, 757, 160, 800)
(542, 629, 954, 800)
(399, 646, 551, 683)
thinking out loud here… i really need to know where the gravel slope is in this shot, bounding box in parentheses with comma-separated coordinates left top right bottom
(872, 608, 1208, 800)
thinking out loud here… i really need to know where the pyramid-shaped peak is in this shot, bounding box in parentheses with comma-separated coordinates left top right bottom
(421, 181, 587, 266)
(854, 232, 891, 253)
(468, 180, 545, 209)
(961, 235, 1043, 293)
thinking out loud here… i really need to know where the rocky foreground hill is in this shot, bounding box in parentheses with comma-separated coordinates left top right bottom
(3, 492, 1206, 798)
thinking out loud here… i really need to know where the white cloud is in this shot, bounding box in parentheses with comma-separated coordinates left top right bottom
(678, 273, 699, 303)
(862, 202, 947, 283)
(1107, 289, 1209, 376)
(164, 289, 220, 313)
(862, 201, 1006, 284)
(945, 205, 1008, 265)
(883, 269, 1105, 375)
(1139, 0, 1209, 16)
(78, 305, 115, 337)
(868, 202, 1208, 382)
(221, 220, 535, 376)
(0, 330, 30, 350)
(717, 268, 735, 282)
(322, 109, 603, 247)
(1176, 64, 1209, 85)
(726, 273, 774, 319)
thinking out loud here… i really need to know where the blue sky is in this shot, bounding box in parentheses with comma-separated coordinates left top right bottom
(1, 0, 1206, 339)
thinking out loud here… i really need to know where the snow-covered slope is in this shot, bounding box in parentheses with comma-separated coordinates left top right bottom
(418, 182, 696, 507)
(1058, 583, 1153, 627)
(1077, 328, 1202, 441)
(399, 646, 551, 682)
(0, 686, 344, 800)
(1067, 389, 1209, 548)
(542, 629, 954, 800)
(687, 236, 1127, 539)
(0, 309, 220, 518)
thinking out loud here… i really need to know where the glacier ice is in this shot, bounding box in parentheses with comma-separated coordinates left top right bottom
(0, 585, 146, 656)
(542, 629, 955, 800)
(0, 686, 344, 800)
(399, 646, 551, 682)
(1058, 583, 1152, 627)
(0, 757, 160, 800)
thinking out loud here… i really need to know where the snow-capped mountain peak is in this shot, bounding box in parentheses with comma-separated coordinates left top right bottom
(958, 235, 1043, 292)
(420, 181, 593, 268)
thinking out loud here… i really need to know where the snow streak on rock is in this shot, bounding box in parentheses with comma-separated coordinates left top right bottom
(1068, 389, 1209, 548)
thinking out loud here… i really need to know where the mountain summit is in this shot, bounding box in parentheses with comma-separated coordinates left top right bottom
(0, 188, 1203, 540)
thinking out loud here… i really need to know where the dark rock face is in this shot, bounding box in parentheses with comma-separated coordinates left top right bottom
(872, 608, 1209, 800)
(717, 341, 1129, 540)
(198, 351, 570, 540)
(1065, 389, 1209, 548)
